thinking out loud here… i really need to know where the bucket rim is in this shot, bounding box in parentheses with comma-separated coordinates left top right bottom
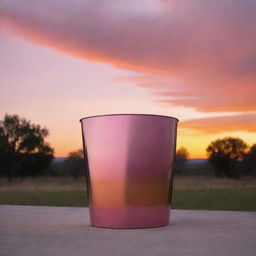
(80, 113, 179, 122)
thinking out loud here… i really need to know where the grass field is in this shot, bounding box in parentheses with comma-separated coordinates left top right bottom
(0, 176, 255, 211)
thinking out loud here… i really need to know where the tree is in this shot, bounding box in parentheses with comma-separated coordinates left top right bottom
(206, 137, 248, 178)
(175, 147, 189, 174)
(62, 149, 87, 180)
(243, 144, 256, 176)
(0, 114, 54, 181)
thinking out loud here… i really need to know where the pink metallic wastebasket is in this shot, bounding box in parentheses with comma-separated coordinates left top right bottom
(80, 114, 178, 228)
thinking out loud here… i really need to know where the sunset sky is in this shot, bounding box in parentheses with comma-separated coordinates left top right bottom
(1, 0, 255, 158)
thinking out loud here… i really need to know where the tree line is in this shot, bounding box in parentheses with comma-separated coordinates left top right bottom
(0, 114, 54, 181)
(0, 114, 87, 181)
(207, 137, 256, 178)
(0, 114, 255, 180)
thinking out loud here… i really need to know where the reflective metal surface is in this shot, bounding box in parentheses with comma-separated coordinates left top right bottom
(80, 114, 178, 228)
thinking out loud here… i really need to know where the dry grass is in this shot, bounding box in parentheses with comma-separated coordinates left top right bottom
(0, 176, 87, 192)
(0, 175, 255, 192)
(173, 175, 256, 189)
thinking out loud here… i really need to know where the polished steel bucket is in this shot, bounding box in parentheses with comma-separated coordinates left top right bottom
(80, 114, 178, 228)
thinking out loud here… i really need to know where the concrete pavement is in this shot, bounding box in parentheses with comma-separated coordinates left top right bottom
(0, 205, 255, 256)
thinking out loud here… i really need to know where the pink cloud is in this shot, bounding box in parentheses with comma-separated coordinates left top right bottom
(181, 114, 256, 133)
(1, 0, 256, 112)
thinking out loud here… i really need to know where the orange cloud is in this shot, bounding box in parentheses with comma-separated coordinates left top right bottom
(181, 114, 256, 133)
(1, 0, 256, 112)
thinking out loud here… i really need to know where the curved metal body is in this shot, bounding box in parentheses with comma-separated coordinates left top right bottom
(80, 114, 178, 228)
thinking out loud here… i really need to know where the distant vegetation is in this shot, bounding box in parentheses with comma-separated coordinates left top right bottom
(175, 138, 256, 179)
(0, 114, 54, 181)
(174, 147, 189, 175)
(61, 149, 88, 180)
(207, 137, 256, 178)
(43, 149, 87, 179)
(1, 114, 256, 181)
